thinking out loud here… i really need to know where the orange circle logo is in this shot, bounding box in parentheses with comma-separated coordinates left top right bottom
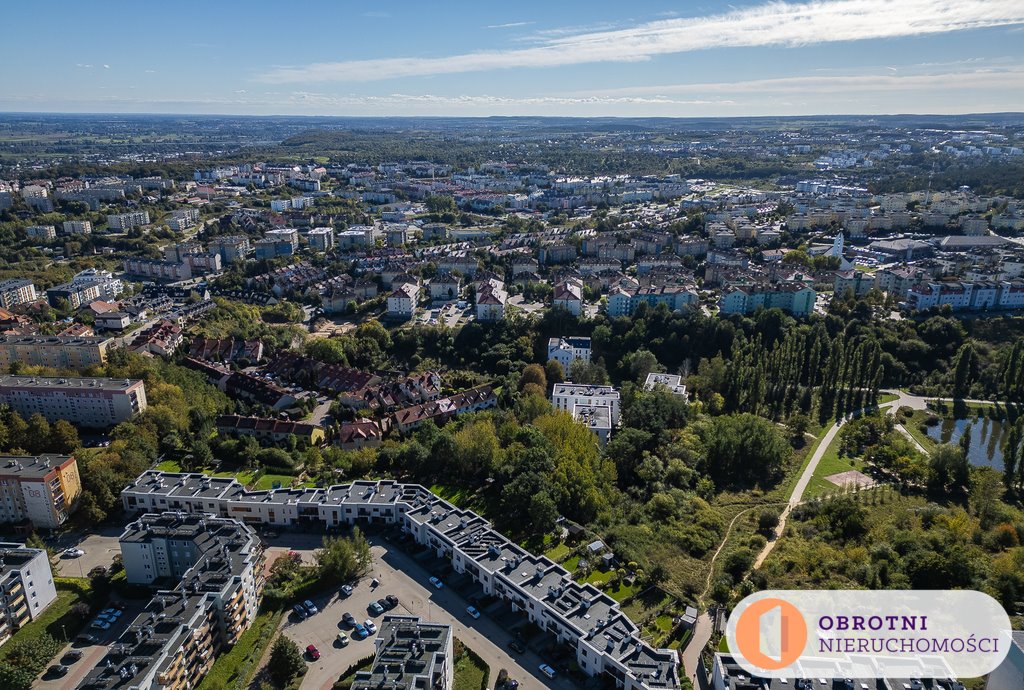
(734, 598, 808, 670)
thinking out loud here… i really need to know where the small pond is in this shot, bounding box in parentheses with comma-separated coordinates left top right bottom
(924, 415, 1008, 470)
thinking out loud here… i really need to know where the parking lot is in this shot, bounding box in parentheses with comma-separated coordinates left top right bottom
(35, 601, 147, 689)
(281, 535, 581, 690)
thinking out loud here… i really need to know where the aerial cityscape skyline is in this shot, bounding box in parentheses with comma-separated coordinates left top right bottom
(2, 0, 1024, 116)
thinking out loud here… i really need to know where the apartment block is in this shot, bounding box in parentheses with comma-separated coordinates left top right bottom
(121, 472, 679, 690)
(62, 220, 93, 235)
(106, 211, 151, 230)
(354, 616, 454, 690)
(79, 512, 265, 690)
(547, 336, 592, 371)
(0, 334, 111, 370)
(644, 373, 687, 398)
(0, 376, 146, 428)
(0, 280, 37, 309)
(0, 543, 57, 645)
(308, 226, 335, 251)
(0, 455, 81, 529)
(551, 383, 621, 426)
(124, 257, 192, 281)
(25, 225, 56, 240)
(718, 282, 816, 317)
(208, 235, 252, 264)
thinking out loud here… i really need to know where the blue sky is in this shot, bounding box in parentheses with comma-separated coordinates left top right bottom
(2, 0, 1024, 116)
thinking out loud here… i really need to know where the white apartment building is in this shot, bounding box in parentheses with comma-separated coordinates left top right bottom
(0, 279, 37, 309)
(388, 282, 420, 320)
(107, 211, 151, 230)
(26, 225, 56, 240)
(0, 376, 147, 428)
(547, 337, 592, 371)
(644, 373, 687, 398)
(0, 543, 57, 645)
(0, 455, 82, 529)
(551, 383, 621, 426)
(121, 471, 679, 690)
(308, 226, 335, 251)
(62, 220, 92, 235)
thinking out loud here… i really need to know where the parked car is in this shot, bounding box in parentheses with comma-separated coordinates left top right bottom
(306, 644, 320, 661)
(100, 608, 122, 619)
(90, 620, 111, 631)
(385, 594, 399, 608)
(63, 548, 85, 558)
(539, 664, 557, 679)
(303, 599, 319, 615)
(75, 634, 98, 646)
(466, 606, 481, 619)
(47, 665, 69, 677)
(343, 612, 357, 627)
(336, 631, 350, 646)
(508, 640, 526, 654)
(293, 603, 308, 620)
(341, 584, 354, 597)
(364, 619, 377, 634)
(429, 576, 443, 589)
(353, 623, 368, 639)
(61, 650, 83, 664)
(368, 601, 384, 616)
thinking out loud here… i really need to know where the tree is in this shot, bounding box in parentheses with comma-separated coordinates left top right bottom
(544, 359, 565, 385)
(952, 342, 978, 399)
(267, 636, 306, 687)
(453, 419, 502, 477)
(24, 413, 50, 454)
(518, 364, 547, 392)
(51, 420, 80, 454)
(698, 413, 789, 487)
(315, 528, 372, 584)
(929, 443, 970, 494)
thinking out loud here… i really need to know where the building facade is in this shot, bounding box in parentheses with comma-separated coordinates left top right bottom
(0, 455, 81, 529)
(0, 376, 146, 428)
(0, 543, 57, 645)
(0, 335, 111, 370)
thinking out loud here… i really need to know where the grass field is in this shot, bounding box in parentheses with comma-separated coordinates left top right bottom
(196, 609, 283, 690)
(453, 641, 488, 690)
(543, 542, 572, 563)
(803, 429, 866, 499)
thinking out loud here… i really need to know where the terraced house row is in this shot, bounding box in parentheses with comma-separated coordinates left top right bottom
(78, 512, 265, 690)
(122, 471, 680, 690)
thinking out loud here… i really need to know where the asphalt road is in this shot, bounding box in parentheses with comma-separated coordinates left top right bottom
(280, 537, 576, 690)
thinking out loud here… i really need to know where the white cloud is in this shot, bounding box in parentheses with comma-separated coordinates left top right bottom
(257, 0, 1024, 83)
(103, 64, 110, 69)
(486, 21, 534, 29)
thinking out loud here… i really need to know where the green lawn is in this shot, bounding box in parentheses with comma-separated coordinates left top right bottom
(453, 642, 488, 690)
(561, 556, 581, 573)
(0, 578, 94, 668)
(804, 430, 866, 499)
(718, 636, 730, 652)
(877, 392, 899, 405)
(155, 459, 182, 472)
(212, 469, 258, 485)
(544, 543, 572, 563)
(583, 569, 613, 586)
(253, 474, 296, 490)
(606, 582, 636, 602)
(905, 411, 939, 454)
(196, 609, 283, 690)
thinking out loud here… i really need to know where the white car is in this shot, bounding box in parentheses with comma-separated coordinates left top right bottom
(364, 619, 377, 634)
(63, 548, 85, 558)
(341, 584, 353, 597)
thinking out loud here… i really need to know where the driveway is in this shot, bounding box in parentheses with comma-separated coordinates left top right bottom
(52, 526, 124, 577)
(35, 601, 147, 690)
(281, 537, 579, 690)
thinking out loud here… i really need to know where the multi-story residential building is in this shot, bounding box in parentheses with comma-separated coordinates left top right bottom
(874, 266, 926, 299)
(215, 415, 325, 446)
(265, 228, 299, 251)
(718, 283, 816, 317)
(208, 235, 252, 264)
(0, 376, 146, 428)
(710, 653, 959, 690)
(121, 472, 679, 690)
(106, 211, 151, 230)
(644, 373, 687, 398)
(0, 455, 81, 529)
(906, 280, 1024, 312)
(547, 336, 592, 371)
(388, 282, 420, 320)
(574, 403, 614, 445)
(25, 225, 57, 240)
(167, 208, 200, 231)
(385, 223, 414, 247)
(0, 334, 111, 369)
(553, 279, 584, 316)
(353, 616, 454, 690)
(429, 274, 462, 301)
(551, 383, 621, 426)
(0, 280, 37, 309)
(606, 285, 698, 317)
(475, 278, 507, 321)
(833, 269, 875, 298)
(80, 512, 265, 690)
(337, 224, 381, 249)
(46, 269, 124, 308)
(307, 226, 335, 252)
(253, 237, 294, 260)
(123, 257, 192, 281)
(0, 542, 57, 645)
(62, 220, 92, 235)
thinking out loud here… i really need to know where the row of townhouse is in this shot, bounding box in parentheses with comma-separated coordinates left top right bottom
(907, 280, 1024, 312)
(78, 512, 265, 690)
(389, 385, 497, 433)
(121, 472, 679, 690)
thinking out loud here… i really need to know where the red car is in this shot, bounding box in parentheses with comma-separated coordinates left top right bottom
(306, 644, 320, 661)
